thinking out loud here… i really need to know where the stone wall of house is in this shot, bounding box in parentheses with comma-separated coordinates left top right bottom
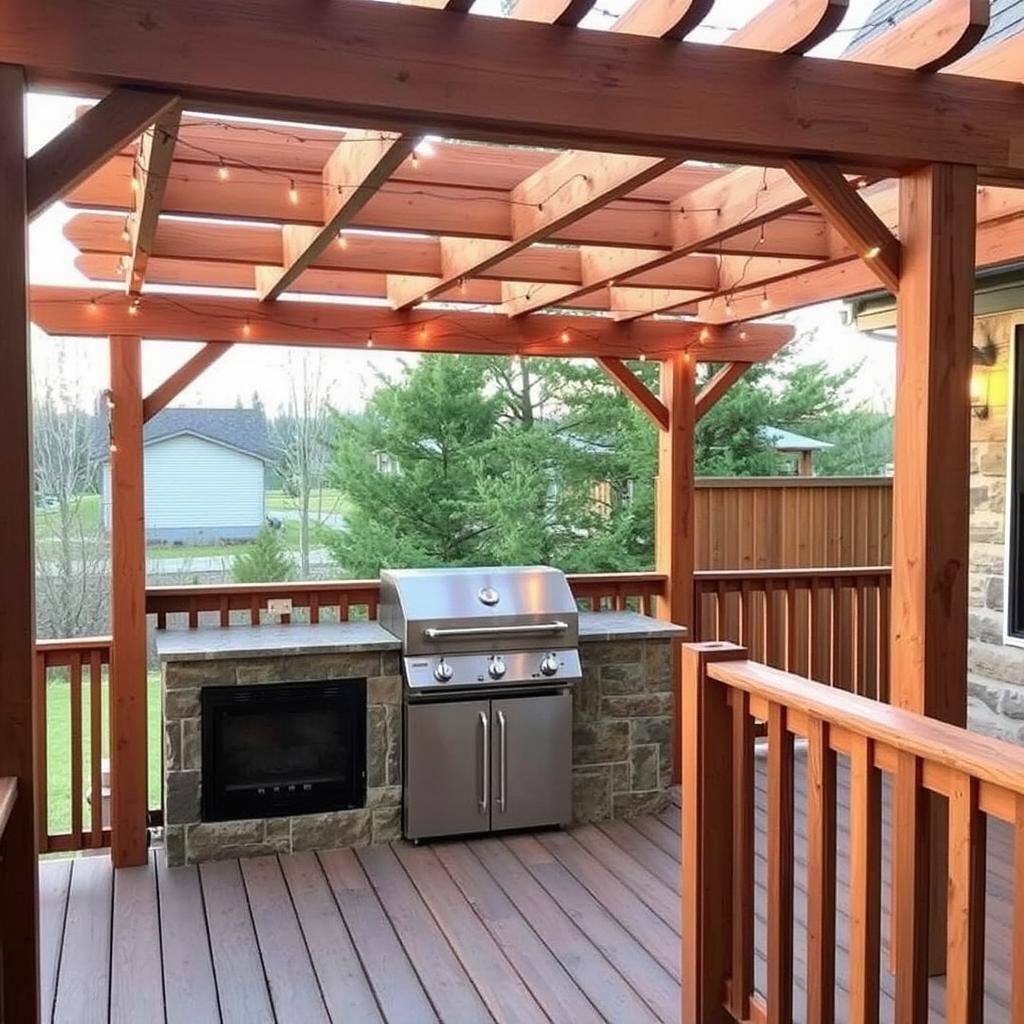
(572, 638, 673, 820)
(163, 649, 402, 866)
(967, 312, 1024, 742)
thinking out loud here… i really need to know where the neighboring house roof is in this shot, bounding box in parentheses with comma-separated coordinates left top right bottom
(759, 426, 834, 454)
(848, 0, 1024, 52)
(94, 407, 273, 462)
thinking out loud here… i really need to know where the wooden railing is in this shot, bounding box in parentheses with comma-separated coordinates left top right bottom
(682, 642, 1021, 1024)
(693, 567, 891, 700)
(34, 637, 112, 853)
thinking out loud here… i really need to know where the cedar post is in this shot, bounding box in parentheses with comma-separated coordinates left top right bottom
(680, 641, 747, 1024)
(656, 351, 696, 785)
(0, 62, 41, 1024)
(891, 162, 977, 973)
(109, 334, 150, 867)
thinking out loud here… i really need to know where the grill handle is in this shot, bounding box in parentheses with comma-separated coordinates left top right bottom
(423, 621, 569, 640)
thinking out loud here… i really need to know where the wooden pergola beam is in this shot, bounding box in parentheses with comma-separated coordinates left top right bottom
(125, 104, 181, 296)
(5, 0, 1024, 175)
(506, 0, 595, 25)
(257, 129, 416, 301)
(0, 63, 40, 1024)
(784, 159, 901, 293)
(26, 87, 179, 220)
(67, 156, 832, 261)
(28, 286, 795, 361)
(695, 362, 753, 421)
(388, 151, 680, 311)
(726, 0, 849, 55)
(142, 342, 234, 422)
(611, 0, 714, 41)
(846, 0, 989, 73)
(596, 357, 669, 431)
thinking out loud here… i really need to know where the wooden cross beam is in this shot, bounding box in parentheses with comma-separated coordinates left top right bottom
(5, 0, 1024, 174)
(784, 160, 901, 293)
(26, 87, 180, 220)
(125, 104, 181, 296)
(142, 342, 234, 422)
(611, 0, 714, 41)
(386, 150, 680, 311)
(695, 362, 753, 420)
(722, 0, 849, 55)
(506, 0, 595, 25)
(595, 357, 669, 431)
(256, 129, 416, 301)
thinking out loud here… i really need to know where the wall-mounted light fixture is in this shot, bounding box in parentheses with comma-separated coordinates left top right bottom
(971, 334, 997, 419)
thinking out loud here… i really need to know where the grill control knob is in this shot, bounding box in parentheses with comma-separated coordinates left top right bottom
(539, 653, 559, 677)
(488, 656, 507, 679)
(434, 658, 454, 683)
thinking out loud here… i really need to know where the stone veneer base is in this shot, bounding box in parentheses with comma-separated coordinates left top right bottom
(163, 650, 402, 867)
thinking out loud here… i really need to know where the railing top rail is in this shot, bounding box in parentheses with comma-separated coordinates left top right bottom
(35, 636, 113, 653)
(695, 476, 892, 490)
(707, 653, 1024, 797)
(0, 777, 16, 843)
(147, 579, 382, 600)
(695, 566, 891, 582)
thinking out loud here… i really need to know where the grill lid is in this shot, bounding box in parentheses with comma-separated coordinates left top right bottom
(379, 566, 579, 655)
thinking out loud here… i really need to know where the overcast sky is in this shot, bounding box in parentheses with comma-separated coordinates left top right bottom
(27, 0, 894, 416)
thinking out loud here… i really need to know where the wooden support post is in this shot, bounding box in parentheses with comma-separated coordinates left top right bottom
(680, 641, 747, 1024)
(892, 161, 977, 975)
(656, 351, 696, 785)
(0, 61, 41, 1024)
(109, 334, 149, 867)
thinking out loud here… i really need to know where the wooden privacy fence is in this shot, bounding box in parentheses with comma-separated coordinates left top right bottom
(694, 477, 892, 570)
(682, 643, 1018, 1024)
(692, 567, 892, 701)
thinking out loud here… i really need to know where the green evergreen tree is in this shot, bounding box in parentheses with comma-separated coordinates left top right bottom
(232, 526, 294, 583)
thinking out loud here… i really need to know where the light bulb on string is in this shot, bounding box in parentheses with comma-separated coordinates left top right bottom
(288, 180, 299, 205)
(337, 232, 348, 249)
(366, 333, 374, 349)
(217, 160, 230, 182)
(560, 329, 571, 344)
(242, 319, 252, 338)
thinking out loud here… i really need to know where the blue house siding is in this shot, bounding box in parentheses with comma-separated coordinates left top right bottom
(102, 433, 267, 543)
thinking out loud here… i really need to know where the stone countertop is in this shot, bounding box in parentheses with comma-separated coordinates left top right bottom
(155, 611, 686, 662)
(155, 621, 401, 662)
(578, 611, 686, 642)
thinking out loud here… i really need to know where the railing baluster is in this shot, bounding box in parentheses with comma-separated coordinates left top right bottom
(806, 718, 837, 1024)
(69, 652, 83, 848)
(849, 734, 881, 1024)
(730, 689, 755, 1020)
(218, 595, 229, 627)
(1013, 796, 1024, 1023)
(946, 772, 986, 1024)
(310, 592, 320, 625)
(878, 575, 890, 703)
(767, 703, 794, 1024)
(89, 649, 104, 847)
(34, 652, 47, 852)
(893, 750, 929, 1024)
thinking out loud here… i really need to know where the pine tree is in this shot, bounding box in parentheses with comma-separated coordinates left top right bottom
(232, 526, 294, 583)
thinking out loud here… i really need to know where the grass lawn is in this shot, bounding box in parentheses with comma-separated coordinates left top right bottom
(265, 487, 348, 516)
(44, 671, 162, 838)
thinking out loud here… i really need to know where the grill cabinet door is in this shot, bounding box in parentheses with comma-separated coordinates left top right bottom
(405, 699, 491, 840)
(491, 691, 572, 832)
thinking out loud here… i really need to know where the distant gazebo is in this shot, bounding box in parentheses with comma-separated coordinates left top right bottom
(760, 426, 834, 477)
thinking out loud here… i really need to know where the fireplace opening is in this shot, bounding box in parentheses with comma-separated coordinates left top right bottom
(201, 680, 367, 822)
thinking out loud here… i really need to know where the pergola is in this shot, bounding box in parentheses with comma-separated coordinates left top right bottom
(1, 0, 1022, 1020)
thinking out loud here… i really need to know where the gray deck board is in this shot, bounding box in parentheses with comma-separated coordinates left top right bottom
(36, 781, 1016, 1024)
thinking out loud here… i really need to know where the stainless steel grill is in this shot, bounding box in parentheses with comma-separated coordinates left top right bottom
(381, 566, 579, 840)
(379, 565, 582, 694)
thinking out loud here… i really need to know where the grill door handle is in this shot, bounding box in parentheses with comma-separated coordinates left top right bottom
(479, 710, 489, 814)
(496, 710, 507, 813)
(423, 621, 569, 640)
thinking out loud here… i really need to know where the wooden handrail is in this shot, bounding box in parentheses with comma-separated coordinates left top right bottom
(683, 643, 1010, 1023)
(709, 656, 1024, 801)
(0, 777, 16, 843)
(695, 566, 890, 583)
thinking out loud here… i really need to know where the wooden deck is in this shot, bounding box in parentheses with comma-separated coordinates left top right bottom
(39, 755, 1015, 1023)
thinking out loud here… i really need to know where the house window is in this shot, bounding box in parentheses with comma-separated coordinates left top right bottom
(1010, 326, 1024, 639)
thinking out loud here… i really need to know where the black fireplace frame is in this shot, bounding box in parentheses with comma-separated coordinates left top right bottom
(201, 679, 367, 822)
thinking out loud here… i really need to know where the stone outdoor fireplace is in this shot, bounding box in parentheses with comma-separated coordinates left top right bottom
(162, 649, 402, 866)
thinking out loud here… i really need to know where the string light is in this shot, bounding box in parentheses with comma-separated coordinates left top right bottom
(638, 352, 647, 362)
(418, 325, 428, 341)
(130, 176, 140, 194)
(217, 159, 230, 182)
(89, 297, 98, 312)
(761, 289, 770, 311)
(864, 245, 881, 259)
(366, 334, 374, 349)
(337, 232, 348, 249)
(560, 329, 571, 344)
(414, 139, 437, 159)
(699, 327, 711, 343)
(288, 180, 299, 205)
(109, 443, 119, 454)
(725, 297, 734, 315)
(739, 330, 749, 340)
(128, 298, 140, 316)
(410, 153, 420, 170)
(120, 219, 131, 243)
(241, 319, 251, 337)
